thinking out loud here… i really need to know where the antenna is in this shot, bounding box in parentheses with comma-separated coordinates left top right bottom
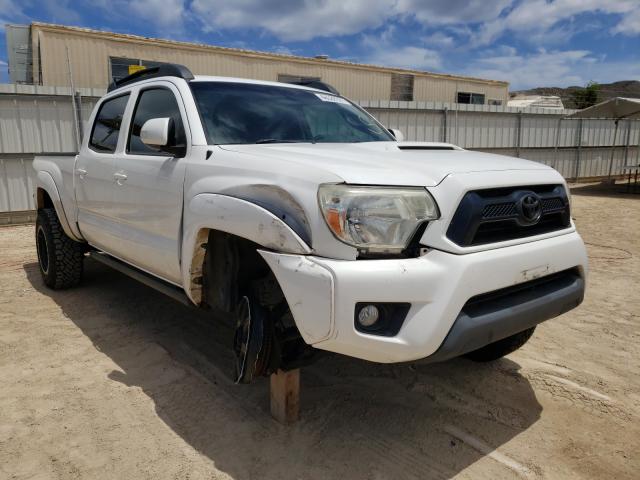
(66, 46, 81, 151)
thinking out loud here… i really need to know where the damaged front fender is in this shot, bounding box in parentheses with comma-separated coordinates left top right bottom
(259, 251, 334, 344)
(181, 193, 312, 304)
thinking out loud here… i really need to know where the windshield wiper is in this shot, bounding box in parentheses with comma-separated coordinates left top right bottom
(254, 139, 306, 144)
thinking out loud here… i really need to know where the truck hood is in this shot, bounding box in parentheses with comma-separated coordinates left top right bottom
(220, 142, 551, 186)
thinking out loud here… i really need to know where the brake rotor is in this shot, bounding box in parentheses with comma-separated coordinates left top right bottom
(233, 295, 273, 383)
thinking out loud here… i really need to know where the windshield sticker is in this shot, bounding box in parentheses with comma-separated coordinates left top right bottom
(315, 93, 350, 105)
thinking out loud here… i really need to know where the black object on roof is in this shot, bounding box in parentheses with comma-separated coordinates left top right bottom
(284, 79, 340, 95)
(108, 63, 194, 92)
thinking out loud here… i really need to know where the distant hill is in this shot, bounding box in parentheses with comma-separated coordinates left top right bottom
(512, 80, 640, 109)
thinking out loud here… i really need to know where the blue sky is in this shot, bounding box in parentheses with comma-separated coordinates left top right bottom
(1, 0, 639, 90)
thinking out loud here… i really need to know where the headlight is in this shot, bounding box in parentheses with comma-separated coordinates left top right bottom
(318, 184, 439, 254)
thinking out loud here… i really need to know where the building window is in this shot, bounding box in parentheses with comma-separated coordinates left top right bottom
(278, 74, 321, 84)
(488, 99, 503, 106)
(457, 92, 485, 105)
(109, 57, 164, 82)
(390, 73, 414, 101)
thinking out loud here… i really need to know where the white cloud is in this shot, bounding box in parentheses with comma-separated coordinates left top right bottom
(398, 0, 512, 25)
(612, 8, 640, 35)
(463, 48, 640, 89)
(188, 0, 525, 42)
(422, 32, 455, 48)
(466, 49, 591, 87)
(365, 46, 442, 70)
(88, 0, 187, 30)
(127, 0, 186, 28)
(361, 23, 441, 71)
(476, 0, 640, 45)
(39, 0, 83, 24)
(0, 59, 7, 65)
(271, 45, 294, 55)
(0, 0, 27, 27)
(192, 0, 393, 41)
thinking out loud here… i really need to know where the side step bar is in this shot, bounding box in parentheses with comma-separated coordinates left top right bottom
(88, 251, 194, 308)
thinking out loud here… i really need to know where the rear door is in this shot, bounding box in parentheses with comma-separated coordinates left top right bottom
(76, 93, 131, 252)
(107, 83, 189, 284)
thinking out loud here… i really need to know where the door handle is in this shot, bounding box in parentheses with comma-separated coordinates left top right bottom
(75, 168, 87, 179)
(114, 172, 128, 185)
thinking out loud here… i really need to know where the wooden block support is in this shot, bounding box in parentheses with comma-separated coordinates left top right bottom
(270, 368, 300, 424)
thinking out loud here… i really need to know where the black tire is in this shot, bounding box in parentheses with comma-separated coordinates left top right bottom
(35, 208, 84, 289)
(465, 327, 536, 362)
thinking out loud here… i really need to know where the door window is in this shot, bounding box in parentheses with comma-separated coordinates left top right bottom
(89, 94, 130, 153)
(128, 88, 186, 155)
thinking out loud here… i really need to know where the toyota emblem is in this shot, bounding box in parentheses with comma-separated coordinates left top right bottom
(518, 193, 542, 225)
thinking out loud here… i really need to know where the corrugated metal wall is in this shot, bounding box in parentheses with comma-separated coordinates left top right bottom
(363, 100, 640, 181)
(0, 85, 97, 215)
(32, 24, 509, 103)
(1, 89, 639, 217)
(0, 154, 37, 213)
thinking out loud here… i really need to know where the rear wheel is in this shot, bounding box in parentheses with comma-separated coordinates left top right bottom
(465, 327, 536, 362)
(35, 208, 84, 289)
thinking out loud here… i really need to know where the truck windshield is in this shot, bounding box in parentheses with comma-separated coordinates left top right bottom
(190, 82, 394, 145)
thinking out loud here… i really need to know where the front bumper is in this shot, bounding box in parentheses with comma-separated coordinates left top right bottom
(259, 231, 588, 363)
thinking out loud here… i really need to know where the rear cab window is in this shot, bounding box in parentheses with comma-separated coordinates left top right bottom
(89, 94, 130, 153)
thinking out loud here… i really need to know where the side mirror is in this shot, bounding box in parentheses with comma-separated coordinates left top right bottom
(388, 128, 405, 142)
(140, 117, 186, 157)
(141, 118, 170, 147)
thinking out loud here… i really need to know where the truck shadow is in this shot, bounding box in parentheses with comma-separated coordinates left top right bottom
(25, 259, 542, 480)
(570, 181, 640, 199)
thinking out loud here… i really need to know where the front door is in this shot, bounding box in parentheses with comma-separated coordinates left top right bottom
(108, 84, 189, 284)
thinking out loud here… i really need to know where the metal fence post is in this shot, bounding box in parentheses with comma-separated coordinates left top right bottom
(442, 107, 448, 143)
(636, 121, 640, 164)
(575, 119, 583, 182)
(623, 119, 631, 167)
(607, 119, 619, 179)
(516, 111, 522, 157)
(553, 116, 562, 170)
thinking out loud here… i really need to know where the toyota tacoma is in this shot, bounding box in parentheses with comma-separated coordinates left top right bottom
(33, 64, 587, 383)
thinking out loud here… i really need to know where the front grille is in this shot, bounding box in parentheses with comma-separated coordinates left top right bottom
(482, 202, 517, 219)
(447, 184, 571, 246)
(541, 197, 565, 211)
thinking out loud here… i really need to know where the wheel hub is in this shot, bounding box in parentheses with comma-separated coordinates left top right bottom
(36, 226, 49, 274)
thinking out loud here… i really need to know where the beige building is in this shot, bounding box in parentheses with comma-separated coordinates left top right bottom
(7, 22, 509, 104)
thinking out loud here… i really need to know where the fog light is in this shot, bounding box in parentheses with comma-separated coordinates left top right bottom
(354, 302, 410, 337)
(357, 304, 380, 327)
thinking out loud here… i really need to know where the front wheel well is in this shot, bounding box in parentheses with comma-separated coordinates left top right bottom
(36, 188, 54, 210)
(196, 229, 314, 372)
(201, 229, 274, 313)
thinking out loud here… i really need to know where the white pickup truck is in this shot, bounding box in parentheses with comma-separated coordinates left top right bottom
(33, 64, 587, 383)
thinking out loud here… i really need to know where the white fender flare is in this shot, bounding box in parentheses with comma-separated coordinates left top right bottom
(35, 171, 83, 242)
(181, 193, 312, 304)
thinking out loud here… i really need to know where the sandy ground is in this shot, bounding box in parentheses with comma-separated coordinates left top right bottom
(0, 184, 638, 480)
